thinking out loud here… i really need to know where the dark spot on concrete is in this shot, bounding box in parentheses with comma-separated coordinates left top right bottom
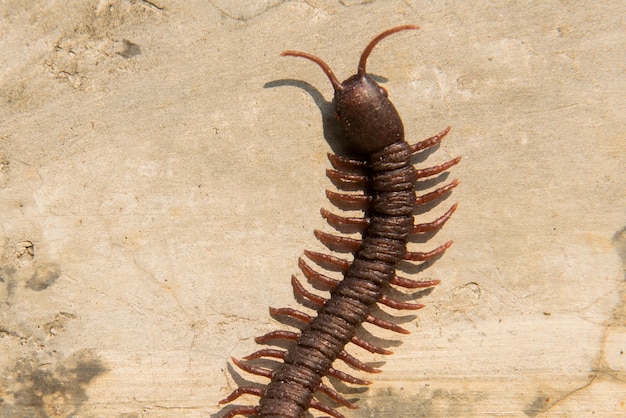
(0, 265, 17, 298)
(612, 226, 626, 280)
(27, 263, 61, 291)
(0, 265, 15, 283)
(118, 39, 141, 58)
(0, 349, 107, 417)
(0, 153, 9, 185)
(366, 385, 481, 417)
(524, 394, 550, 416)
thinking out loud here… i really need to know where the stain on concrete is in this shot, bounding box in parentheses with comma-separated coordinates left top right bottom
(0, 153, 9, 186)
(612, 226, 626, 280)
(0, 349, 107, 418)
(362, 385, 482, 417)
(524, 393, 551, 416)
(118, 39, 142, 58)
(0, 265, 17, 299)
(27, 263, 61, 291)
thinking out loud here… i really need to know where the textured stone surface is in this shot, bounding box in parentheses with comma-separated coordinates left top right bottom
(1, 1, 624, 416)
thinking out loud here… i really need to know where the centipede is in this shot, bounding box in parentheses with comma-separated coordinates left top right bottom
(219, 25, 460, 418)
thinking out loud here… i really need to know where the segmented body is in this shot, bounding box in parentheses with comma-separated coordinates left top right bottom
(219, 26, 459, 418)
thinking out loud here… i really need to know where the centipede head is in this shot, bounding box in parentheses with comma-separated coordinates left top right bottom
(282, 25, 419, 155)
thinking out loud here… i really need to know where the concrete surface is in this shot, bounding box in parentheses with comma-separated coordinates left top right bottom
(1, 1, 624, 417)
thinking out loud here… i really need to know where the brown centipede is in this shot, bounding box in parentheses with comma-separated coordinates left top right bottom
(219, 25, 460, 418)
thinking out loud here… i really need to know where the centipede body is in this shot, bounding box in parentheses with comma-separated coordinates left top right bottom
(219, 25, 460, 418)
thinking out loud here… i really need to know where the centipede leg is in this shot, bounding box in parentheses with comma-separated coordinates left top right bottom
(409, 126, 451, 153)
(220, 406, 260, 418)
(219, 386, 264, 405)
(310, 398, 346, 418)
(412, 203, 457, 234)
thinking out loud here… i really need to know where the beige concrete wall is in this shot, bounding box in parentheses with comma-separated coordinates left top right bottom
(1, 1, 624, 416)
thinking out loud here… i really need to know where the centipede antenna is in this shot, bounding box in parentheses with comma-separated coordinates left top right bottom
(358, 25, 420, 76)
(281, 50, 343, 92)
